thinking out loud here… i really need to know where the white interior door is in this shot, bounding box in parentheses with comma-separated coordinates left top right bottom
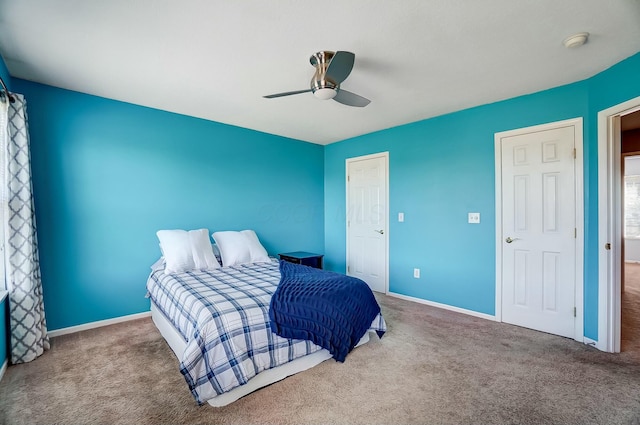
(346, 153, 388, 293)
(499, 125, 577, 338)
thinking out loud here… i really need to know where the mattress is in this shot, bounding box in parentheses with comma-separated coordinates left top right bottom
(150, 301, 340, 407)
(146, 259, 385, 405)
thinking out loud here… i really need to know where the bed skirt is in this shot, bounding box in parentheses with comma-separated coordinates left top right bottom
(150, 302, 371, 407)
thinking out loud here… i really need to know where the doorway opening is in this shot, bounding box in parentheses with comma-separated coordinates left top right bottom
(621, 113, 640, 357)
(598, 96, 640, 353)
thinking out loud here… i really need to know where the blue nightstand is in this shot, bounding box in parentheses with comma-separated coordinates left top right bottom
(278, 251, 324, 269)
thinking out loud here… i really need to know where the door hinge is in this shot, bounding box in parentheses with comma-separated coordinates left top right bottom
(574, 228, 577, 238)
(347, 175, 350, 182)
(574, 307, 577, 317)
(347, 265, 350, 273)
(573, 148, 576, 159)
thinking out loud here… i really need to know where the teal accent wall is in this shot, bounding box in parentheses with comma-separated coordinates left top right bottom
(325, 82, 588, 316)
(0, 54, 9, 89)
(6, 50, 640, 340)
(325, 51, 640, 340)
(14, 79, 324, 331)
(583, 52, 640, 337)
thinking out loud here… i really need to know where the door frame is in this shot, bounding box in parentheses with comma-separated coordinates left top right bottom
(345, 151, 389, 294)
(597, 95, 640, 353)
(494, 118, 584, 341)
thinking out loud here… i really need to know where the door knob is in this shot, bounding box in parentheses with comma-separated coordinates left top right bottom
(374, 229, 384, 234)
(505, 237, 518, 243)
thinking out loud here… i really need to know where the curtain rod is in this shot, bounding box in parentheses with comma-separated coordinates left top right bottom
(0, 75, 16, 103)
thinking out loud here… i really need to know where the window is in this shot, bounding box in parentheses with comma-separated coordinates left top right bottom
(624, 174, 640, 238)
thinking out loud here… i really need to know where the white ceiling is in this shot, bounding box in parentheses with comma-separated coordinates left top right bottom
(1, 1, 639, 145)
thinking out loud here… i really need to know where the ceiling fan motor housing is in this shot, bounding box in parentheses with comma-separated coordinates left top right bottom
(310, 51, 339, 98)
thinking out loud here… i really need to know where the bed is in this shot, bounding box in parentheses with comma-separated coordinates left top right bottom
(146, 253, 386, 407)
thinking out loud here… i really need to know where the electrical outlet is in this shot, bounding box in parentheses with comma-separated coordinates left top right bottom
(413, 268, 420, 278)
(468, 212, 480, 224)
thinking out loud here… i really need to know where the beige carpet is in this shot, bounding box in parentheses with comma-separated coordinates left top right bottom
(1, 294, 640, 425)
(623, 262, 640, 356)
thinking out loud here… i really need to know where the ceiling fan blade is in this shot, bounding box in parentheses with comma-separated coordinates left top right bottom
(333, 89, 370, 107)
(263, 89, 312, 99)
(325, 51, 355, 84)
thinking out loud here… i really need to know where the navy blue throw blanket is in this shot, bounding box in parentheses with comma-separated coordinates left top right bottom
(269, 260, 384, 362)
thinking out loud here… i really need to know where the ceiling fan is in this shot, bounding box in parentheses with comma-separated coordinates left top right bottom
(263, 51, 370, 107)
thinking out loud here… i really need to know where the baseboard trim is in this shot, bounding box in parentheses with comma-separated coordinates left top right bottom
(583, 336, 603, 350)
(47, 311, 152, 338)
(0, 359, 7, 383)
(387, 292, 497, 321)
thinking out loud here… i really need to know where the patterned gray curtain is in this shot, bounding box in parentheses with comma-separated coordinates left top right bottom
(0, 93, 49, 364)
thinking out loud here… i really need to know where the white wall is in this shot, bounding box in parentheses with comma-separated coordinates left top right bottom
(625, 156, 640, 262)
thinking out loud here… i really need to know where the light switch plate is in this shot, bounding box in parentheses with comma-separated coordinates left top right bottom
(468, 212, 480, 224)
(398, 212, 404, 222)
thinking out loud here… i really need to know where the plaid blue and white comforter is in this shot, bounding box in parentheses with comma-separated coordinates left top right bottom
(146, 260, 386, 405)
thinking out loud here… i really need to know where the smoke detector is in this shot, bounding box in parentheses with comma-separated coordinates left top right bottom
(563, 32, 589, 48)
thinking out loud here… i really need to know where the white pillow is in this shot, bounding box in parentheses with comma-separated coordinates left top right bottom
(241, 230, 270, 263)
(156, 229, 220, 273)
(212, 230, 270, 266)
(159, 241, 222, 265)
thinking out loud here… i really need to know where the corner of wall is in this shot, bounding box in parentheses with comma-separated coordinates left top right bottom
(0, 54, 11, 89)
